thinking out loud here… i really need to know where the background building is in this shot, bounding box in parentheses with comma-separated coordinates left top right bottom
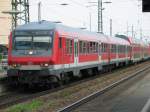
(0, 0, 11, 46)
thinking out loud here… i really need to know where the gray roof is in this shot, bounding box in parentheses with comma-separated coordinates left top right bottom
(15, 20, 89, 32)
(15, 21, 56, 31)
(15, 20, 130, 45)
(15, 20, 104, 37)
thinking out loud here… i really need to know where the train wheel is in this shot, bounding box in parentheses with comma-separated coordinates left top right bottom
(92, 68, 99, 75)
(60, 73, 70, 85)
(51, 76, 60, 88)
(87, 69, 93, 76)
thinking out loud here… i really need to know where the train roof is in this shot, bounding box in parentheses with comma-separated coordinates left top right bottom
(15, 20, 56, 31)
(108, 36, 130, 46)
(114, 35, 150, 47)
(15, 20, 130, 46)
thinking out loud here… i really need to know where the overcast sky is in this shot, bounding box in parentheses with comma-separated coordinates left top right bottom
(29, 0, 150, 39)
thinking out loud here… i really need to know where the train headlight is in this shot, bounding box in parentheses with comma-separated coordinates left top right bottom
(44, 63, 49, 67)
(13, 64, 17, 67)
(29, 51, 33, 55)
(11, 64, 17, 68)
(11, 64, 20, 68)
(40, 63, 49, 67)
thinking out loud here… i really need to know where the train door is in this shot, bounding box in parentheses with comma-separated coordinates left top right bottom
(74, 39, 78, 67)
(98, 41, 101, 63)
(116, 44, 119, 62)
(108, 44, 111, 64)
(64, 38, 74, 68)
(59, 37, 65, 69)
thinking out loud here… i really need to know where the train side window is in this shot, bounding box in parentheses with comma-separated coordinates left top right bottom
(123, 46, 126, 53)
(93, 42, 98, 53)
(70, 39, 73, 54)
(111, 44, 113, 53)
(120, 45, 122, 53)
(89, 42, 92, 53)
(103, 44, 105, 52)
(87, 42, 90, 54)
(83, 42, 86, 54)
(79, 41, 82, 54)
(121, 45, 123, 53)
(128, 46, 130, 53)
(123, 45, 125, 53)
(114, 45, 116, 53)
(102, 43, 105, 53)
(92, 42, 93, 53)
(66, 39, 69, 54)
(113, 45, 115, 53)
(101, 43, 104, 53)
(104, 44, 107, 52)
(118, 45, 120, 53)
(92, 42, 94, 53)
(99, 44, 101, 55)
(59, 37, 62, 48)
(96, 43, 98, 53)
(66, 39, 73, 54)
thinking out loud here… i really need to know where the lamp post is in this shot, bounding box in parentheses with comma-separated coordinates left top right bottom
(60, 3, 68, 6)
(2, 10, 22, 30)
(53, 21, 62, 24)
(110, 18, 112, 36)
(86, 4, 97, 32)
(89, 0, 112, 33)
(37, 2, 68, 22)
(98, 0, 112, 33)
(80, 27, 87, 30)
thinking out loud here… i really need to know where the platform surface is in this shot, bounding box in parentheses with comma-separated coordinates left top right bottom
(73, 69, 150, 112)
(0, 72, 6, 78)
(0, 65, 7, 78)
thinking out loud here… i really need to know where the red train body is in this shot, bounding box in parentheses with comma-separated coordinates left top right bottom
(7, 21, 150, 84)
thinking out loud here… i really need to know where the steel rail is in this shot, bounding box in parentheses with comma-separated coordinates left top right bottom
(58, 65, 150, 112)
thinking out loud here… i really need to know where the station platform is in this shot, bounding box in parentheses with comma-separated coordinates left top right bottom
(0, 65, 7, 78)
(73, 69, 150, 112)
(0, 72, 6, 78)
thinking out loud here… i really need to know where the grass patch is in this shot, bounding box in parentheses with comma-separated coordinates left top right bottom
(6, 99, 44, 112)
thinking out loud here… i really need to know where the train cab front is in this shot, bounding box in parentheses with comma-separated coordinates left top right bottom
(8, 29, 55, 78)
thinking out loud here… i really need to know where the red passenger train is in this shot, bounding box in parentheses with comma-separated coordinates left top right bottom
(7, 21, 150, 84)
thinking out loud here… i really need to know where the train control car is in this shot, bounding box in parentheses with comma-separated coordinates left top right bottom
(7, 21, 142, 85)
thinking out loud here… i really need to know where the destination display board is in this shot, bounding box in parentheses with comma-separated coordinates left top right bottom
(143, 0, 150, 12)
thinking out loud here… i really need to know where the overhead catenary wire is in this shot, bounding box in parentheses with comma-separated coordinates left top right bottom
(34, 4, 89, 28)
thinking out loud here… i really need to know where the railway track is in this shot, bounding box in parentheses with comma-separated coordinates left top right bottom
(0, 69, 116, 109)
(0, 61, 149, 110)
(58, 64, 150, 112)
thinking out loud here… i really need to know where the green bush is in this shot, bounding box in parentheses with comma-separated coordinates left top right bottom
(0, 54, 2, 62)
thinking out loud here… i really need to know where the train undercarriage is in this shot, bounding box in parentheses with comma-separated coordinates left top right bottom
(7, 61, 133, 88)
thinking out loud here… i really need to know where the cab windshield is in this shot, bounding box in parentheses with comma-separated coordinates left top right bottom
(13, 30, 53, 50)
(15, 36, 52, 50)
